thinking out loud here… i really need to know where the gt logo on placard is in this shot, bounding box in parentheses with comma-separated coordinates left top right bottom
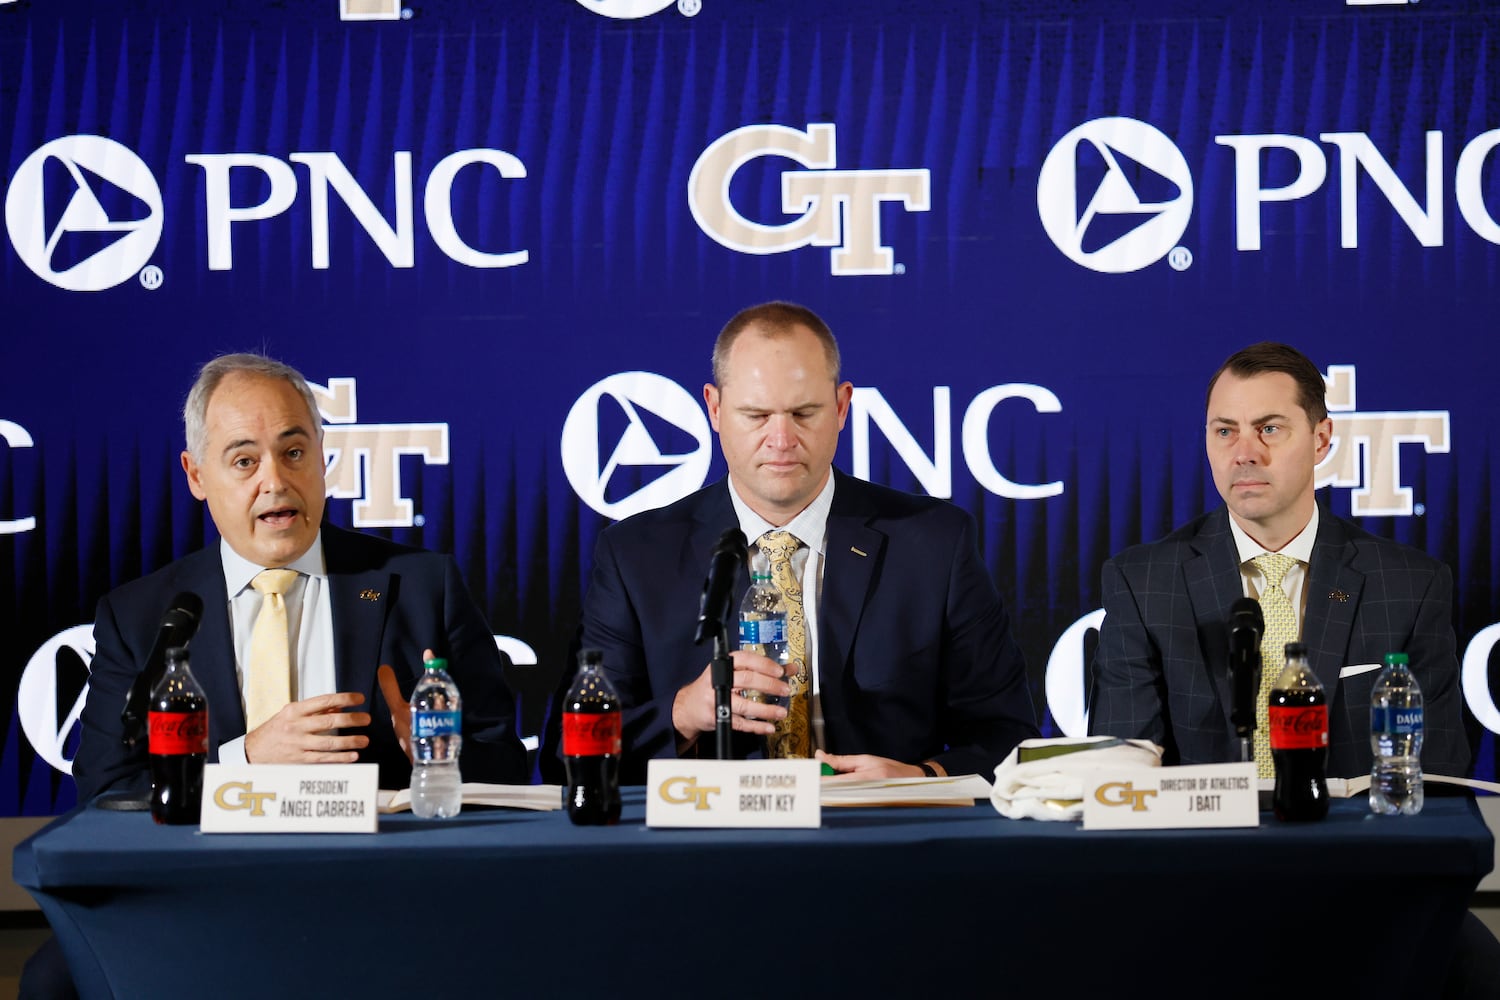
(660, 776, 721, 810)
(689, 123, 931, 276)
(1094, 782, 1158, 811)
(214, 782, 279, 816)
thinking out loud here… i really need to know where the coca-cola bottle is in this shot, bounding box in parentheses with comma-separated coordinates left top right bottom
(1268, 641, 1329, 821)
(148, 645, 208, 825)
(563, 648, 622, 826)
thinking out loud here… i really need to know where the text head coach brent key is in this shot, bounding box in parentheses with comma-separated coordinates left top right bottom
(575, 301, 1039, 784)
(72, 353, 527, 800)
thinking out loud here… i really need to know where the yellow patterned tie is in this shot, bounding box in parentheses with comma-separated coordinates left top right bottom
(758, 531, 810, 758)
(246, 569, 299, 731)
(1252, 553, 1299, 777)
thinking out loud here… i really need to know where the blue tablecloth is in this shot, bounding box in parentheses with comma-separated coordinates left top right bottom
(15, 791, 1493, 998)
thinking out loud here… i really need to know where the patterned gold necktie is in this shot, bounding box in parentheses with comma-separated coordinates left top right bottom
(1252, 552, 1299, 777)
(758, 530, 810, 758)
(246, 569, 299, 731)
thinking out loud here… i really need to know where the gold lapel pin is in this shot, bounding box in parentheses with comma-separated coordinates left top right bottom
(1328, 589, 1349, 603)
(850, 546, 867, 557)
(359, 589, 382, 602)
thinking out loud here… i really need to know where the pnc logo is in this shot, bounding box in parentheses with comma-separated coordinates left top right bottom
(16, 625, 95, 776)
(1037, 117, 1193, 274)
(573, 0, 685, 18)
(0, 419, 37, 534)
(660, 776, 721, 810)
(5, 135, 164, 292)
(689, 123, 931, 276)
(561, 372, 711, 521)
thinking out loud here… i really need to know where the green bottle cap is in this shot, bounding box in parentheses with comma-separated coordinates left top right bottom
(424, 657, 448, 671)
(1383, 652, 1409, 666)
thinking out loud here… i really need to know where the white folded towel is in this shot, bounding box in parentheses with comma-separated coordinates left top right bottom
(990, 736, 1164, 821)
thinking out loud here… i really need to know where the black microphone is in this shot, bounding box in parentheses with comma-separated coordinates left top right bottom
(1227, 596, 1264, 741)
(694, 528, 748, 645)
(120, 592, 204, 748)
(695, 528, 746, 761)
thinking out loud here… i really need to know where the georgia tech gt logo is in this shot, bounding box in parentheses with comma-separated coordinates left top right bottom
(5, 135, 164, 291)
(312, 377, 450, 528)
(1094, 781, 1159, 811)
(689, 123, 931, 276)
(1316, 365, 1450, 517)
(660, 776, 721, 810)
(215, 782, 279, 816)
(561, 372, 712, 521)
(1037, 117, 1193, 274)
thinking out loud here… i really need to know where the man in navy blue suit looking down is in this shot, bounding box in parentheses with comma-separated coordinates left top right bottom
(578, 302, 1038, 783)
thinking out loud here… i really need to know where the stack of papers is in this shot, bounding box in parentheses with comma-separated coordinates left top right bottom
(819, 775, 992, 808)
(378, 783, 565, 813)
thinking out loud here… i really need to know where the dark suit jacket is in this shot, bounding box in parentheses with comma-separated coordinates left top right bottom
(579, 470, 1038, 782)
(73, 524, 527, 799)
(1089, 505, 1470, 778)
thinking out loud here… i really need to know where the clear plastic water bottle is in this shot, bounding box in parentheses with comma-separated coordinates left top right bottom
(738, 550, 789, 708)
(1370, 651, 1424, 816)
(410, 657, 462, 818)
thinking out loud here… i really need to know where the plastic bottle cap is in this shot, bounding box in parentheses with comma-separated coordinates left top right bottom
(1384, 652, 1410, 666)
(424, 657, 448, 671)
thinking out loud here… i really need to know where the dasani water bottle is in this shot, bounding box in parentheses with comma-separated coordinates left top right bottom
(738, 550, 789, 709)
(410, 657, 462, 818)
(1370, 651, 1423, 816)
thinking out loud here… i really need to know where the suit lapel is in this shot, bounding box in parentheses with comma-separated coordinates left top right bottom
(818, 475, 884, 730)
(174, 548, 243, 751)
(688, 483, 750, 641)
(323, 526, 391, 700)
(1184, 509, 1249, 734)
(1302, 514, 1363, 713)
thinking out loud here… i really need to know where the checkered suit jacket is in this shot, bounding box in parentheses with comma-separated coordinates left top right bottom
(1089, 505, 1470, 778)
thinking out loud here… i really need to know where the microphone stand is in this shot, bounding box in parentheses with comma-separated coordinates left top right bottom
(706, 621, 734, 761)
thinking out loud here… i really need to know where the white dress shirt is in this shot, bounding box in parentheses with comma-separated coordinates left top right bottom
(1229, 504, 1320, 633)
(215, 531, 335, 763)
(727, 474, 835, 751)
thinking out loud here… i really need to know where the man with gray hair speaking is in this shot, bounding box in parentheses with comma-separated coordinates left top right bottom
(73, 352, 526, 799)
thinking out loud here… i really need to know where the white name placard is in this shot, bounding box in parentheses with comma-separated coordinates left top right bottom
(200, 763, 379, 833)
(646, 759, 821, 829)
(1082, 762, 1259, 830)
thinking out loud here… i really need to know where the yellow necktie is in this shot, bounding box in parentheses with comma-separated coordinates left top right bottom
(246, 569, 299, 731)
(759, 531, 810, 759)
(1252, 553, 1299, 777)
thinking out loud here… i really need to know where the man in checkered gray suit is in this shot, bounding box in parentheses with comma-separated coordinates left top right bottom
(1089, 342, 1469, 780)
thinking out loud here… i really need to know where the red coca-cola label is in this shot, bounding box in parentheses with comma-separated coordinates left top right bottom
(563, 712, 621, 756)
(149, 710, 208, 755)
(1268, 705, 1328, 750)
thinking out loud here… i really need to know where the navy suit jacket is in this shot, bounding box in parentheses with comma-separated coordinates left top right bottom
(579, 470, 1038, 783)
(1089, 505, 1470, 778)
(73, 524, 527, 799)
